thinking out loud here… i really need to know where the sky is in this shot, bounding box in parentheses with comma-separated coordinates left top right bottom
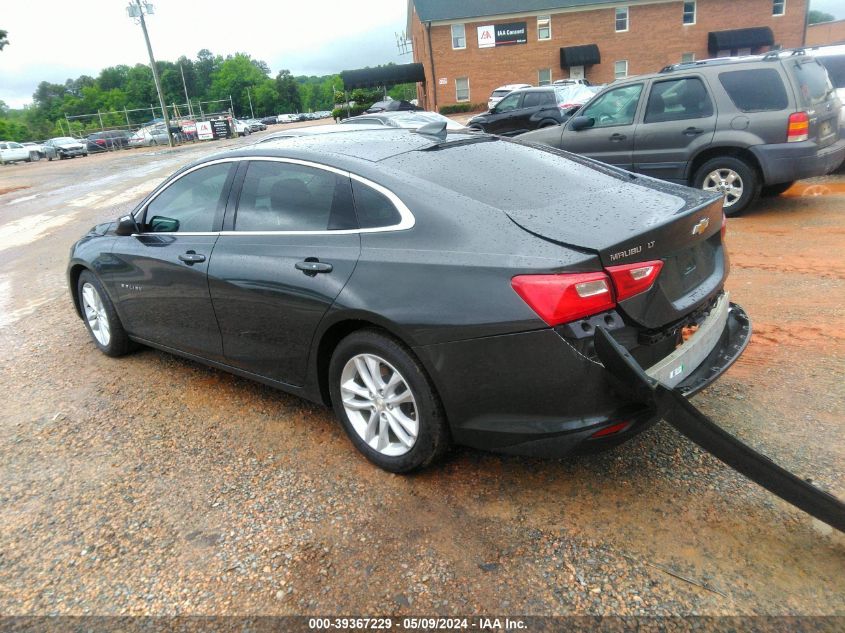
(0, 0, 410, 108)
(2, 0, 844, 109)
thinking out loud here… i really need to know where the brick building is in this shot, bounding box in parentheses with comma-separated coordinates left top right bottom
(407, 0, 808, 111)
(806, 19, 845, 46)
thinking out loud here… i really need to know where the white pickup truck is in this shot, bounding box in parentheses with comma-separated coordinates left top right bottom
(0, 141, 41, 165)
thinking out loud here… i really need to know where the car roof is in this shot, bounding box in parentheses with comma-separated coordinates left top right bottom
(206, 128, 484, 166)
(256, 124, 388, 143)
(494, 83, 531, 91)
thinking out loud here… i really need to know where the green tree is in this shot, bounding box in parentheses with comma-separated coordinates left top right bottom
(808, 10, 835, 24)
(195, 48, 221, 97)
(275, 70, 301, 113)
(0, 29, 8, 50)
(209, 53, 272, 117)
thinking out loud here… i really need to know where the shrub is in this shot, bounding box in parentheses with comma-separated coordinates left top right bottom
(438, 103, 486, 115)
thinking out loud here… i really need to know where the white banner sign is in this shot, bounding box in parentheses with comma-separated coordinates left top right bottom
(196, 121, 213, 141)
(477, 25, 495, 48)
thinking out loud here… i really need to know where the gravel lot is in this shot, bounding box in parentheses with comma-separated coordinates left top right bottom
(0, 125, 843, 617)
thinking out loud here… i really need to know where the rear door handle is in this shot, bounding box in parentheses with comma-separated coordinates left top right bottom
(296, 259, 333, 276)
(683, 127, 704, 136)
(178, 251, 206, 264)
(609, 133, 627, 141)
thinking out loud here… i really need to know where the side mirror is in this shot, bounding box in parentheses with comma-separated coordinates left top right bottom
(114, 214, 139, 236)
(569, 116, 595, 131)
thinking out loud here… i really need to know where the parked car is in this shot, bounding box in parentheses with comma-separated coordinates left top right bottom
(809, 44, 845, 128)
(245, 119, 267, 132)
(553, 78, 592, 87)
(86, 130, 132, 153)
(340, 111, 467, 130)
(488, 83, 532, 111)
(364, 100, 423, 114)
(21, 141, 46, 159)
(468, 85, 594, 136)
(233, 119, 252, 137)
(68, 128, 750, 472)
(260, 116, 279, 126)
(0, 141, 41, 164)
(519, 52, 845, 214)
(42, 137, 88, 160)
(277, 114, 299, 124)
(128, 125, 170, 147)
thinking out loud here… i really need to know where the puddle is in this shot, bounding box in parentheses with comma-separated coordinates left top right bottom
(782, 182, 845, 197)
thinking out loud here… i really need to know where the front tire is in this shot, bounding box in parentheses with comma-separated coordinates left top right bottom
(693, 156, 760, 216)
(77, 271, 133, 357)
(329, 329, 449, 472)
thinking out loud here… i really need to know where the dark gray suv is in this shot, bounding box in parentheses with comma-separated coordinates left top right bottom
(519, 51, 845, 215)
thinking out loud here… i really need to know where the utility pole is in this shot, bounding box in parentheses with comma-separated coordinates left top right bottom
(128, 1, 174, 147)
(246, 87, 255, 119)
(180, 63, 193, 119)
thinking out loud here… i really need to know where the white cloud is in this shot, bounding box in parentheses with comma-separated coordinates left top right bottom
(0, 0, 410, 107)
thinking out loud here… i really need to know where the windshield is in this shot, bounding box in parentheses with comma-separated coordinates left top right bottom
(491, 90, 511, 98)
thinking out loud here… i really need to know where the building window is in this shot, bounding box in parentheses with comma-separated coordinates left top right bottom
(773, 0, 785, 15)
(537, 15, 551, 40)
(538, 68, 552, 85)
(456, 77, 470, 101)
(615, 60, 628, 79)
(615, 7, 629, 32)
(681, 52, 695, 63)
(683, 1, 696, 24)
(451, 24, 466, 49)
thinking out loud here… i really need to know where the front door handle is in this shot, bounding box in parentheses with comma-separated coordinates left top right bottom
(609, 133, 627, 141)
(178, 251, 206, 265)
(683, 127, 704, 136)
(296, 259, 333, 276)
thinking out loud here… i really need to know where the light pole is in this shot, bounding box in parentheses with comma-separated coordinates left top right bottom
(246, 87, 255, 119)
(127, 1, 174, 147)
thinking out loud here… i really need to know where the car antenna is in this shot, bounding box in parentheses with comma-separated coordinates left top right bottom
(414, 120, 448, 141)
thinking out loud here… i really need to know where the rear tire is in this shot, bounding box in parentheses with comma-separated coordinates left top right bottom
(77, 271, 134, 358)
(761, 181, 795, 197)
(328, 329, 449, 473)
(693, 156, 760, 216)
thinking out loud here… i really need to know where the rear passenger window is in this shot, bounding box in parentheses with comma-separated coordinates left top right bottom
(523, 92, 542, 107)
(351, 180, 401, 229)
(234, 161, 356, 232)
(718, 69, 788, 112)
(645, 77, 714, 123)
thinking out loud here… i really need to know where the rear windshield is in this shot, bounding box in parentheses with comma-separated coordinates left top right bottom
(718, 69, 788, 112)
(789, 58, 835, 107)
(491, 90, 511, 97)
(817, 55, 845, 89)
(383, 139, 626, 211)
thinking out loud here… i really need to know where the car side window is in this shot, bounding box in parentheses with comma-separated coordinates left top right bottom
(522, 92, 542, 108)
(718, 69, 788, 112)
(351, 180, 402, 229)
(234, 161, 357, 232)
(644, 77, 714, 123)
(580, 84, 643, 128)
(496, 93, 523, 112)
(539, 91, 557, 106)
(144, 163, 233, 233)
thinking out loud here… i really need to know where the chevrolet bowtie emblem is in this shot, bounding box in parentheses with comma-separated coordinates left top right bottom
(691, 217, 710, 236)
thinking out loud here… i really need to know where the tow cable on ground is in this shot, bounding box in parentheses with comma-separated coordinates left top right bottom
(594, 326, 845, 534)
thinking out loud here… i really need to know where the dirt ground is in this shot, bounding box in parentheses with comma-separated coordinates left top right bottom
(0, 126, 843, 617)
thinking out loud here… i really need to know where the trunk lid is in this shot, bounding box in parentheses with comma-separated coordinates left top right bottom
(505, 175, 726, 329)
(784, 56, 841, 149)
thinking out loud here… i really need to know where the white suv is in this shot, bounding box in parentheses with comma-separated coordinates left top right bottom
(487, 84, 532, 111)
(0, 141, 39, 164)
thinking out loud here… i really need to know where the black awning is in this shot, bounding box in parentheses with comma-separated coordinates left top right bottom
(560, 44, 601, 68)
(340, 63, 426, 89)
(708, 27, 774, 54)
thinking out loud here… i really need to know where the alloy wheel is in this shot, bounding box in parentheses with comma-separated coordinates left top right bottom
(702, 168, 743, 208)
(340, 353, 419, 456)
(81, 282, 111, 346)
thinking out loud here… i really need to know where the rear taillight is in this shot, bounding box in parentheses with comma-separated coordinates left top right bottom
(787, 112, 809, 143)
(590, 420, 633, 438)
(511, 272, 615, 326)
(605, 260, 663, 301)
(558, 102, 580, 110)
